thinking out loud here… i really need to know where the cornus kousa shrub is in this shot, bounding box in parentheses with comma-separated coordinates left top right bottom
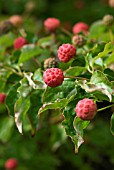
(0, 14, 114, 154)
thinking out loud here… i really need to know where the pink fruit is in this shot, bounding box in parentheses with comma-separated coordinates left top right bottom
(109, 0, 114, 8)
(58, 43, 76, 63)
(0, 93, 6, 103)
(5, 158, 18, 170)
(72, 35, 85, 47)
(9, 15, 23, 27)
(72, 22, 89, 35)
(103, 14, 114, 26)
(14, 37, 27, 50)
(75, 98, 97, 120)
(43, 68, 64, 87)
(44, 18, 60, 32)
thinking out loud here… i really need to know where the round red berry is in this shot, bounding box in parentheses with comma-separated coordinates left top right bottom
(72, 22, 89, 35)
(5, 158, 18, 170)
(14, 37, 27, 50)
(57, 43, 76, 63)
(44, 18, 60, 32)
(75, 98, 97, 120)
(43, 68, 64, 87)
(0, 93, 6, 103)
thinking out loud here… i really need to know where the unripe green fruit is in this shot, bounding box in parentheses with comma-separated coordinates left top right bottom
(103, 14, 114, 26)
(44, 58, 57, 70)
(72, 35, 86, 47)
(0, 20, 13, 35)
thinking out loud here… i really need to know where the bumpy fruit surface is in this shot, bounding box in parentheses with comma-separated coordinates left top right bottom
(43, 68, 64, 87)
(44, 18, 60, 32)
(75, 98, 97, 120)
(103, 14, 114, 26)
(14, 37, 27, 50)
(44, 58, 57, 70)
(72, 35, 85, 47)
(72, 22, 89, 35)
(9, 15, 23, 27)
(5, 158, 18, 170)
(57, 43, 76, 63)
(0, 93, 6, 103)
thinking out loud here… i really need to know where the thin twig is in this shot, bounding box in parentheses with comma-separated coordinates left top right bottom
(32, 57, 41, 67)
(65, 76, 89, 80)
(97, 104, 114, 112)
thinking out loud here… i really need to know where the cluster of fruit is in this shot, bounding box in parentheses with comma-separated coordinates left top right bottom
(1, 14, 114, 151)
(8, 16, 97, 121)
(1, 15, 104, 123)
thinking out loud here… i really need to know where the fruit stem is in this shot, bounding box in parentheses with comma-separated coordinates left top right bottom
(60, 27, 73, 37)
(32, 57, 41, 67)
(0, 63, 23, 77)
(65, 76, 89, 80)
(97, 104, 114, 112)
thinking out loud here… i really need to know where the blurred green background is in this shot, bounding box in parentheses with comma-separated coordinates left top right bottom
(0, 0, 114, 24)
(0, 0, 114, 170)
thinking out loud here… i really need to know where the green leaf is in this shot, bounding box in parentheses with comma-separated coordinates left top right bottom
(50, 125, 67, 151)
(0, 69, 11, 92)
(38, 98, 68, 115)
(104, 68, 114, 81)
(76, 79, 112, 102)
(73, 117, 90, 153)
(65, 66, 86, 77)
(17, 78, 32, 97)
(24, 72, 46, 89)
(91, 42, 114, 68)
(37, 35, 55, 48)
(33, 68, 44, 83)
(43, 79, 76, 103)
(62, 103, 79, 153)
(110, 113, 114, 135)
(91, 71, 112, 92)
(18, 44, 43, 64)
(89, 20, 110, 41)
(0, 117, 14, 142)
(90, 71, 113, 101)
(6, 83, 20, 116)
(0, 32, 15, 56)
(14, 96, 30, 134)
(27, 90, 43, 131)
(14, 78, 31, 133)
(106, 52, 114, 66)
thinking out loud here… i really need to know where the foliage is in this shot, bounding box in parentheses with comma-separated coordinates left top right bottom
(0, 2, 114, 169)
